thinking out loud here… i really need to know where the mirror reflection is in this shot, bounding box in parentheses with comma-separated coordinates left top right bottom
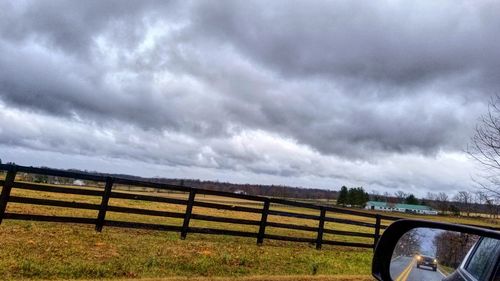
(390, 228, 487, 281)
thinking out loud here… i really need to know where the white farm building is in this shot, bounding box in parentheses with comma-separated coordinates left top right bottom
(365, 201, 438, 215)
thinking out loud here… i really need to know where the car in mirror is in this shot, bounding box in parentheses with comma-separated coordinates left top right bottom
(372, 219, 500, 281)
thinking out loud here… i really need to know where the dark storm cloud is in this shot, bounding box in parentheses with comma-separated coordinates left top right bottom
(191, 1, 500, 91)
(0, 0, 497, 171)
(0, 0, 180, 57)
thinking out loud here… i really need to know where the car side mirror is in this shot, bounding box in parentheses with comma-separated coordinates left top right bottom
(372, 219, 500, 281)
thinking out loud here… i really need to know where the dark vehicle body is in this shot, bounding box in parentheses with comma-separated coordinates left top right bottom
(443, 237, 500, 281)
(416, 255, 437, 271)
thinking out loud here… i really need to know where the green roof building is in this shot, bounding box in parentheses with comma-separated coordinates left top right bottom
(365, 201, 438, 215)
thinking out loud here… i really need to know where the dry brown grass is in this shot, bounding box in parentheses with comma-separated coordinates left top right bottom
(1, 180, 497, 280)
(47, 275, 374, 281)
(1, 184, 375, 280)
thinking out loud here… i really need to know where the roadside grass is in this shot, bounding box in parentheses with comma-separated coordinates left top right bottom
(0, 220, 373, 280)
(0, 181, 498, 280)
(38, 276, 374, 281)
(437, 264, 455, 276)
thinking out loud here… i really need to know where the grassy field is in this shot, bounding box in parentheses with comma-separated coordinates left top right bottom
(32, 276, 374, 281)
(41, 276, 375, 281)
(0, 180, 498, 280)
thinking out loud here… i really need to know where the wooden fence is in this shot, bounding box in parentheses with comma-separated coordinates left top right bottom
(0, 164, 401, 250)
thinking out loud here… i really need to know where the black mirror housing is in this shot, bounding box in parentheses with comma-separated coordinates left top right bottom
(372, 219, 500, 281)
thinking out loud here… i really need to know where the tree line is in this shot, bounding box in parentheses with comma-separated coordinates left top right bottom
(336, 186, 369, 206)
(371, 189, 500, 218)
(339, 185, 500, 218)
(3, 161, 499, 218)
(434, 231, 478, 269)
(425, 190, 500, 218)
(6, 167, 338, 200)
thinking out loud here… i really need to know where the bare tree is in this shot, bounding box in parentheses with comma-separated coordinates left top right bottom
(479, 192, 500, 219)
(383, 192, 394, 203)
(474, 191, 486, 214)
(454, 191, 473, 217)
(468, 96, 500, 198)
(435, 192, 449, 214)
(434, 231, 478, 269)
(394, 190, 407, 203)
(475, 191, 485, 205)
(394, 229, 421, 257)
(426, 192, 437, 201)
(371, 190, 383, 201)
(424, 192, 439, 211)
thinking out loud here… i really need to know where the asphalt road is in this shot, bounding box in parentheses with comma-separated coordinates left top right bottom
(391, 256, 446, 281)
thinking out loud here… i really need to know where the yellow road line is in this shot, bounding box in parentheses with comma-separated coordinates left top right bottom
(395, 258, 415, 281)
(399, 261, 414, 281)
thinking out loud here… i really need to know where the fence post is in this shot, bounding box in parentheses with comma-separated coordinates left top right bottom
(0, 166, 17, 224)
(316, 207, 326, 250)
(95, 177, 114, 232)
(373, 214, 381, 250)
(181, 189, 196, 239)
(257, 199, 270, 245)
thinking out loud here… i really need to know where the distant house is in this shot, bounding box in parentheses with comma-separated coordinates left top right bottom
(365, 201, 438, 215)
(73, 179, 85, 186)
(234, 190, 247, 195)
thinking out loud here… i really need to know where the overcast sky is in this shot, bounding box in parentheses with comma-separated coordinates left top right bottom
(1, 0, 499, 197)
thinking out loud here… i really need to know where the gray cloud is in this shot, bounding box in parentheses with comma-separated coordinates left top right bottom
(191, 1, 500, 90)
(0, 1, 181, 57)
(0, 0, 496, 194)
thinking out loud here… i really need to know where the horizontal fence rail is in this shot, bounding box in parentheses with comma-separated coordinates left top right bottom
(0, 164, 422, 250)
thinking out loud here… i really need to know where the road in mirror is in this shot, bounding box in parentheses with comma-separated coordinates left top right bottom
(390, 228, 479, 281)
